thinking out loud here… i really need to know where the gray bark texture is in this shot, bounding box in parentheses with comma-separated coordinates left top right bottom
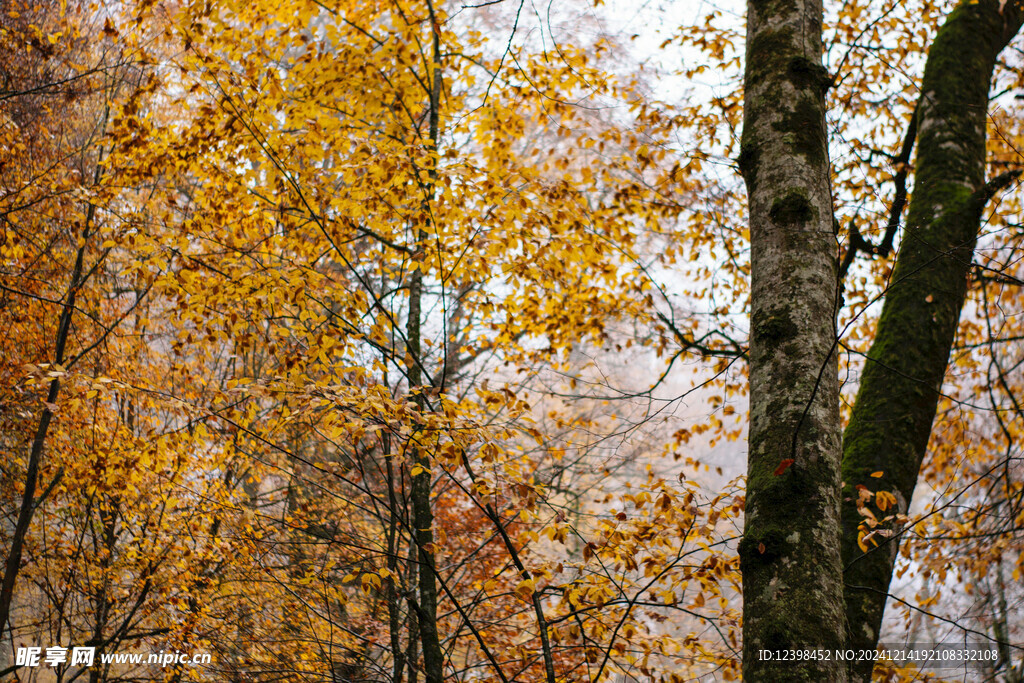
(738, 0, 848, 680)
(839, 2, 1024, 681)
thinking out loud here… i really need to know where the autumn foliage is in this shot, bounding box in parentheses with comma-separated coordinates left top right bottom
(2, 0, 1023, 681)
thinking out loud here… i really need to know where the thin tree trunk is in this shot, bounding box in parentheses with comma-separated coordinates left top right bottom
(88, 501, 119, 683)
(991, 560, 1022, 683)
(0, 202, 94, 636)
(839, 4, 1023, 680)
(386, 449, 406, 683)
(406, 536, 421, 683)
(405, 5, 445, 681)
(739, 0, 847, 679)
(407, 272, 441, 683)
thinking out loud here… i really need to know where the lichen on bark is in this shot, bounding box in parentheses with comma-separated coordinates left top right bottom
(740, 0, 848, 680)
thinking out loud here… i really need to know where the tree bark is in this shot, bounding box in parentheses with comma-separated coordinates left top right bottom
(407, 263, 443, 683)
(738, 0, 848, 680)
(840, 4, 1023, 681)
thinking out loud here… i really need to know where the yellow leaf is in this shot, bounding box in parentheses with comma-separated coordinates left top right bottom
(514, 578, 535, 599)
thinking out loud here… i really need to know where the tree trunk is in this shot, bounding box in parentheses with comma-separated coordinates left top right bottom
(738, 0, 848, 680)
(840, 4, 1023, 680)
(405, 6, 445, 681)
(0, 212, 92, 637)
(407, 262, 443, 683)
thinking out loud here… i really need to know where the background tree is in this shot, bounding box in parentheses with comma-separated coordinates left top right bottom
(49, 0, 745, 680)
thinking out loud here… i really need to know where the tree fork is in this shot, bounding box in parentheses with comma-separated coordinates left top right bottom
(738, 0, 848, 680)
(840, 3, 1024, 680)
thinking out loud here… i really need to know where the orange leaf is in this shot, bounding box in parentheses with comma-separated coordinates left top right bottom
(773, 459, 794, 476)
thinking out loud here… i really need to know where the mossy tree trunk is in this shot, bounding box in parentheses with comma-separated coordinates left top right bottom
(739, 0, 848, 680)
(840, 3, 1023, 681)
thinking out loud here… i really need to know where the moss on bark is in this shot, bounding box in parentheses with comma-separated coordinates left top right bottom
(769, 189, 815, 225)
(839, 2, 1024, 681)
(741, 1, 847, 680)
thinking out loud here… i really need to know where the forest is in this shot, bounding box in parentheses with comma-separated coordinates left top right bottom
(1, 0, 1022, 681)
